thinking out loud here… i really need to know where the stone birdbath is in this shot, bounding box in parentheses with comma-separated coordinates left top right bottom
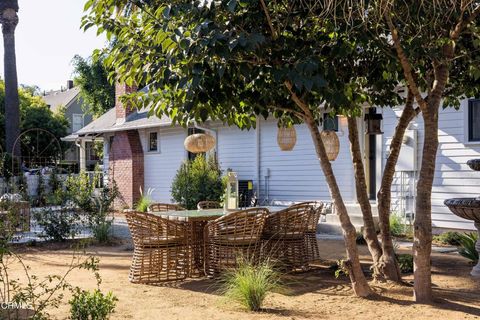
(444, 159, 480, 276)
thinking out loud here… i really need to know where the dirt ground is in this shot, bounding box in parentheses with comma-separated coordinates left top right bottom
(8, 238, 480, 320)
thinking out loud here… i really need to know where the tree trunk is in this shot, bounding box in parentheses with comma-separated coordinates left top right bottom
(1, 7, 20, 157)
(413, 108, 438, 303)
(346, 117, 383, 274)
(376, 92, 417, 282)
(305, 115, 372, 297)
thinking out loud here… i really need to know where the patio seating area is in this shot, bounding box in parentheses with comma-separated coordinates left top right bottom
(125, 202, 324, 283)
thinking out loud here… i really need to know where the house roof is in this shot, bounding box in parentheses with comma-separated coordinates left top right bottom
(62, 106, 173, 141)
(42, 87, 80, 113)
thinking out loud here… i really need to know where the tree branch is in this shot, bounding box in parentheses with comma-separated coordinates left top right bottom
(384, 14, 428, 113)
(259, 0, 278, 40)
(450, 5, 480, 42)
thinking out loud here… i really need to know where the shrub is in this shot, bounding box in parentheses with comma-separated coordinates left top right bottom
(433, 231, 462, 246)
(69, 289, 118, 320)
(66, 173, 119, 243)
(92, 221, 112, 244)
(332, 259, 350, 279)
(135, 187, 153, 212)
(34, 207, 78, 242)
(221, 259, 280, 311)
(389, 213, 405, 236)
(171, 155, 224, 210)
(396, 254, 414, 273)
(458, 232, 479, 263)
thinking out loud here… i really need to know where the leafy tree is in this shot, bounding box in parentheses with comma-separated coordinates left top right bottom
(0, 80, 69, 159)
(318, 0, 480, 302)
(72, 54, 115, 117)
(0, 0, 20, 156)
(83, 0, 403, 296)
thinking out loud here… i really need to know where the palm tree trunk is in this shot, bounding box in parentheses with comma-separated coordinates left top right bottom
(1, 6, 20, 157)
(305, 115, 372, 297)
(346, 117, 383, 273)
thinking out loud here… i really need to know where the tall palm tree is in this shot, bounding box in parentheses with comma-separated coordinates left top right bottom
(0, 0, 20, 157)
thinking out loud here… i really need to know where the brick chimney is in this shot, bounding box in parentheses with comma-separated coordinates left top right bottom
(115, 82, 138, 123)
(109, 130, 144, 209)
(109, 82, 143, 209)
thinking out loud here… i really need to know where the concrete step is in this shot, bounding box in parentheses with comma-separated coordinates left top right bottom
(317, 203, 379, 235)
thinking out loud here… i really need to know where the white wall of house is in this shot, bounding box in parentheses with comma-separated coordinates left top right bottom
(258, 119, 355, 204)
(216, 125, 258, 186)
(384, 99, 479, 230)
(99, 99, 479, 230)
(141, 127, 187, 203)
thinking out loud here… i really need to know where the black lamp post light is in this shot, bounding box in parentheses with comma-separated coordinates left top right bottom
(364, 108, 383, 135)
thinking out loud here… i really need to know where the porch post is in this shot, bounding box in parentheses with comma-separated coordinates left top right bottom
(79, 139, 87, 172)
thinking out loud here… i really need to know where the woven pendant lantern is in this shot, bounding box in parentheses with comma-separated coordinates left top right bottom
(277, 126, 297, 151)
(321, 130, 340, 161)
(184, 133, 216, 153)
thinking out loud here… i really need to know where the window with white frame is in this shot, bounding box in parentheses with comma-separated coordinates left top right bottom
(468, 99, 480, 142)
(72, 114, 84, 132)
(148, 131, 159, 152)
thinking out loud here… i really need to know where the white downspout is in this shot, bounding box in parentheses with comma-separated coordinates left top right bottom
(255, 118, 261, 198)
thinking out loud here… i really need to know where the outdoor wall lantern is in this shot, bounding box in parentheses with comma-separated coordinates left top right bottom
(277, 126, 297, 151)
(364, 108, 384, 135)
(184, 132, 216, 153)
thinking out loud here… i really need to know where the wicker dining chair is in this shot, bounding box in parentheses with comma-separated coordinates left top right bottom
(304, 202, 324, 263)
(197, 201, 222, 210)
(148, 203, 185, 212)
(126, 211, 190, 283)
(205, 208, 269, 276)
(262, 204, 313, 270)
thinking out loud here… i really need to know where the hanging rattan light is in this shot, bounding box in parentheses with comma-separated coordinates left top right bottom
(184, 133, 216, 153)
(277, 126, 297, 151)
(321, 130, 340, 161)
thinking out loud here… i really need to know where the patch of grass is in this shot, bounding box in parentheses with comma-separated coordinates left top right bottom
(458, 232, 479, 263)
(433, 231, 462, 246)
(221, 258, 281, 311)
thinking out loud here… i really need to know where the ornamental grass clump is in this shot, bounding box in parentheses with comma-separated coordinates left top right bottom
(458, 232, 479, 263)
(221, 259, 281, 312)
(135, 187, 154, 212)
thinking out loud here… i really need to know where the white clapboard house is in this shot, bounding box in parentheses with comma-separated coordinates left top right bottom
(64, 83, 480, 232)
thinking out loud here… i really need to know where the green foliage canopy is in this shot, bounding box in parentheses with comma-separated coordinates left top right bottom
(0, 79, 69, 156)
(82, 0, 401, 128)
(72, 54, 115, 117)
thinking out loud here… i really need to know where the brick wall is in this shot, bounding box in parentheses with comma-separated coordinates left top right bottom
(115, 83, 138, 120)
(109, 130, 144, 208)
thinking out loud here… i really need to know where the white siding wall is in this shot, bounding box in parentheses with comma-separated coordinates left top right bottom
(384, 100, 479, 230)
(258, 119, 355, 204)
(216, 126, 257, 186)
(142, 127, 186, 203)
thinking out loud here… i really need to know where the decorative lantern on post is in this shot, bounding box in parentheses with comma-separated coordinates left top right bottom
(184, 132, 216, 153)
(364, 108, 383, 135)
(321, 130, 340, 161)
(277, 126, 297, 151)
(225, 171, 239, 211)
